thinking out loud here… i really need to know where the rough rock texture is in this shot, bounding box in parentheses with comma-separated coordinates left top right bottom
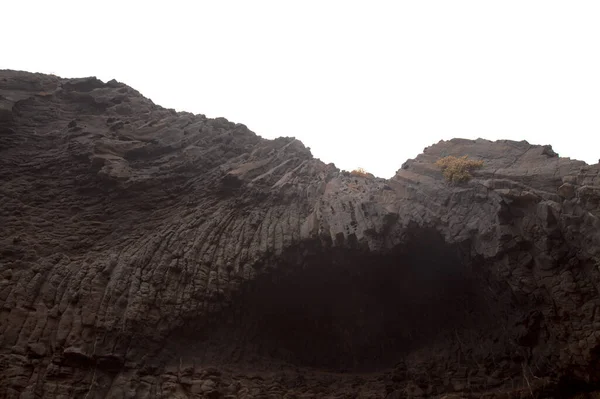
(1, 69, 600, 398)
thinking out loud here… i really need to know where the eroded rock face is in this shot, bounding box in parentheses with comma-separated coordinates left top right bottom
(1, 69, 599, 398)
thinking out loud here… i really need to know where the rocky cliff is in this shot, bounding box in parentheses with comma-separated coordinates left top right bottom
(1, 70, 600, 398)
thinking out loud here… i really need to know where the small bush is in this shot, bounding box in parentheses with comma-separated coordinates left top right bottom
(435, 155, 484, 183)
(350, 167, 369, 177)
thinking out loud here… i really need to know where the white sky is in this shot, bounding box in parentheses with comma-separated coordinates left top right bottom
(3, 1, 599, 177)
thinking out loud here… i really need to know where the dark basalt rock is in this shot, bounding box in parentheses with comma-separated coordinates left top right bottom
(1, 69, 600, 398)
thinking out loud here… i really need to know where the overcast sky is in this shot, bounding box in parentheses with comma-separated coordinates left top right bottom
(3, 1, 599, 177)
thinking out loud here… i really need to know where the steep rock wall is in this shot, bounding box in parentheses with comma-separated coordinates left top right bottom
(1, 70, 600, 398)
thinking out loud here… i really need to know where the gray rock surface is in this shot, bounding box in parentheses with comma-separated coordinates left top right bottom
(1, 69, 600, 398)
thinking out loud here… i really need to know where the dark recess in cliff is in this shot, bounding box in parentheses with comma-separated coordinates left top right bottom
(171, 229, 500, 373)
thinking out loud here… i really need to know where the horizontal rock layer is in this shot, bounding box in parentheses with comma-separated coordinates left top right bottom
(1, 70, 600, 398)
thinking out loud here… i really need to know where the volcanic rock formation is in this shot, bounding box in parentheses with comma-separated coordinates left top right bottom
(1, 70, 600, 398)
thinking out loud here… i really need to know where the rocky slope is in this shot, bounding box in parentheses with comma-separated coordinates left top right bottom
(1, 69, 600, 398)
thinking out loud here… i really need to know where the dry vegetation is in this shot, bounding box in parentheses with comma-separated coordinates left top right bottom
(435, 155, 484, 183)
(350, 167, 370, 177)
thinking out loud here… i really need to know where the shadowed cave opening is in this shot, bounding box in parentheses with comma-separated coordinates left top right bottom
(176, 229, 497, 372)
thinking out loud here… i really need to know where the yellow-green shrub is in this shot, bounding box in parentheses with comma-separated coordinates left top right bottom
(435, 156, 484, 183)
(350, 167, 369, 177)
